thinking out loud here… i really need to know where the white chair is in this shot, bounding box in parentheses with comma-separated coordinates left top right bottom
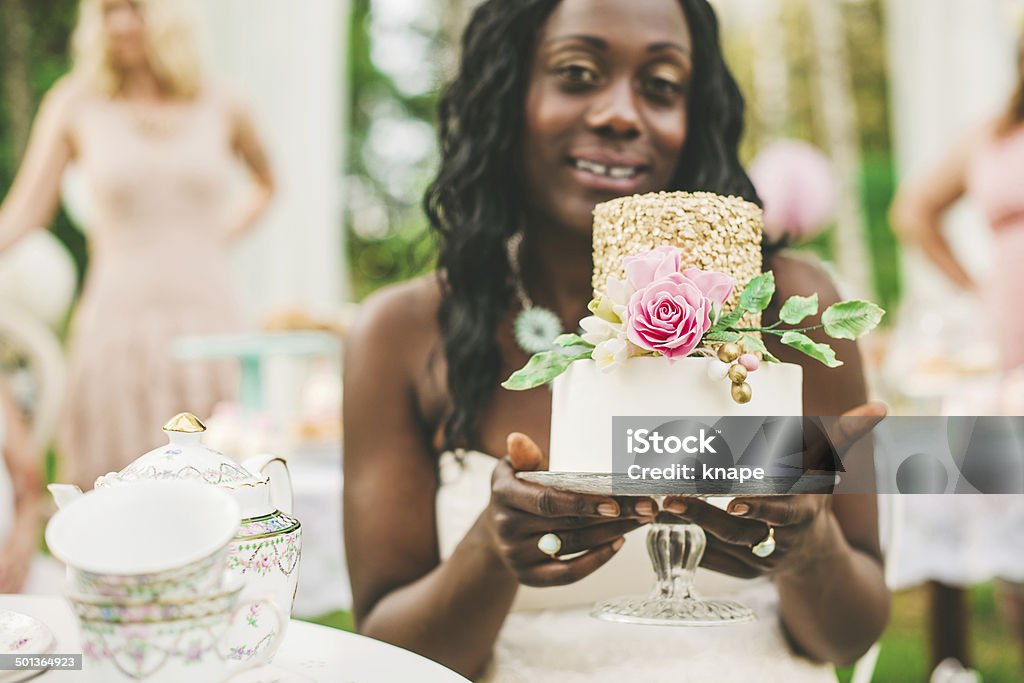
(0, 231, 77, 331)
(0, 229, 74, 452)
(0, 302, 66, 452)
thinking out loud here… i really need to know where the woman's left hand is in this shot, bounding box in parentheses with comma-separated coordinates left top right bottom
(662, 402, 887, 579)
(661, 494, 842, 579)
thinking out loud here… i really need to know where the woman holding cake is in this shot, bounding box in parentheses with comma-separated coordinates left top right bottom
(344, 0, 889, 680)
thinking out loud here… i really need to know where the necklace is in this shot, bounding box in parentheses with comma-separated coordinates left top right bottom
(124, 100, 187, 140)
(506, 232, 564, 354)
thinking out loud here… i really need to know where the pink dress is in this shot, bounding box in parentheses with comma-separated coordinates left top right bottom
(57, 91, 240, 490)
(966, 126, 1024, 371)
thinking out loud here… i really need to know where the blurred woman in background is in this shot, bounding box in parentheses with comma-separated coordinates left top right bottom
(0, 0, 274, 490)
(891, 34, 1024, 674)
(891, 42, 1024, 373)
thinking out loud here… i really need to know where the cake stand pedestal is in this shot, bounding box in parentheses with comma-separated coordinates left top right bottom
(517, 472, 836, 627)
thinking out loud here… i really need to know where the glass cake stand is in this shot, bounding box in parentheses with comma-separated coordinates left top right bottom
(517, 472, 837, 627)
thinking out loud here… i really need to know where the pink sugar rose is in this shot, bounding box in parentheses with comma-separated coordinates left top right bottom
(623, 245, 682, 290)
(682, 267, 735, 312)
(626, 273, 712, 359)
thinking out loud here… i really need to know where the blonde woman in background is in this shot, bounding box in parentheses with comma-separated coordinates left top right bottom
(0, 0, 274, 490)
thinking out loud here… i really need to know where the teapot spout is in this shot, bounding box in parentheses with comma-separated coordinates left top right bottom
(48, 483, 84, 510)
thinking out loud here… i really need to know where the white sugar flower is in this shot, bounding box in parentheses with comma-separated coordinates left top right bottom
(593, 337, 631, 371)
(590, 276, 635, 323)
(605, 276, 634, 307)
(591, 297, 617, 323)
(580, 315, 622, 346)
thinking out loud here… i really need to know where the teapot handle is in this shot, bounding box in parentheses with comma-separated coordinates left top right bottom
(242, 454, 293, 515)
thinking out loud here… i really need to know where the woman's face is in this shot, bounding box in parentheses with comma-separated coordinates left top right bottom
(101, 0, 148, 70)
(522, 0, 692, 236)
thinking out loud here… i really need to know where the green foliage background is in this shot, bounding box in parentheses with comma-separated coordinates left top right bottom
(344, 0, 439, 300)
(0, 0, 86, 285)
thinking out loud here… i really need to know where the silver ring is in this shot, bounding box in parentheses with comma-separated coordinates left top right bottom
(751, 526, 776, 558)
(537, 532, 562, 558)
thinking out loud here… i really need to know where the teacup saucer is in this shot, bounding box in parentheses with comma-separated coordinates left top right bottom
(0, 609, 55, 683)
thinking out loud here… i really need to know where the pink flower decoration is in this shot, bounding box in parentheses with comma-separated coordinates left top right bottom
(623, 245, 682, 290)
(748, 139, 838, 241)
(626, 273, 712, 359)
(682, 267, 735, 311)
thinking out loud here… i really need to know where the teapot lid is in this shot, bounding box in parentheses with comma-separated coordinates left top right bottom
(163, 412, 207, 433)
(95, 413, 265, 490)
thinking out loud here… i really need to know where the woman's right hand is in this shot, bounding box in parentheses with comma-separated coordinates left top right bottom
(484, 432, 656, 587)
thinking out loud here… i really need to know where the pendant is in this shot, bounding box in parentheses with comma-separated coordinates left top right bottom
(513, 306, 563, 355)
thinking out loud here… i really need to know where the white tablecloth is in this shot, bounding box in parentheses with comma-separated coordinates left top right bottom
(0, 595, 468, 682)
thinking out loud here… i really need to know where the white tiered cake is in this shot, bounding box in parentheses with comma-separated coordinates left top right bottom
(547, 192, 804, 474)
(548, 357, 802, 473)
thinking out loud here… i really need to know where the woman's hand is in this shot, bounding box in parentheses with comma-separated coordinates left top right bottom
(663, 402, 887, 580)
(485, 432, 656, 587)
(662, 494, 842, 579)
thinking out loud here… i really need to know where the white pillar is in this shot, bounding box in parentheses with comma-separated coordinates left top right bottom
(195, 0, 350, 323)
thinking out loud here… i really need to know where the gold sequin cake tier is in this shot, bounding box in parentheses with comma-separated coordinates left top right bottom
(592, 191, 764, 330)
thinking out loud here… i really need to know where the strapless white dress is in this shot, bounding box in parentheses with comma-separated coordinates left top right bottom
(436, 451, 837, 683)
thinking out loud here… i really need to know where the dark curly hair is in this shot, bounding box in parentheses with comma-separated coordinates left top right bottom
(424, 0, 762, 453)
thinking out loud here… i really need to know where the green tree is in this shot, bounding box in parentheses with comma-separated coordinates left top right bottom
(0, 0, 86, 284)
(344, 0, 441, 300)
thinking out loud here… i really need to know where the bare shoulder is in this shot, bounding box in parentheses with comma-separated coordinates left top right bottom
(48, 74, 91, 101)
(971, 117, 1001, 145)
(41, 75, 91, 119)
(766, 250, 842, 307)
(203, 80, 256, 123)
(346, 275, 443, 366)
(942, 119, 998, 164)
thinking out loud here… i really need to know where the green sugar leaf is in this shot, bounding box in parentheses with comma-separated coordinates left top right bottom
(738, 272, 776, 313)
(715, 308, 744, 329)
(501, 349, 592, 391)
(821, 300, 885, 340)
(780, 331, 843, 368)
(704, 330, 742, 344)
(779, 293, 819, 325)
(554, 333, 593, 349)
(739, 334, 780, 363)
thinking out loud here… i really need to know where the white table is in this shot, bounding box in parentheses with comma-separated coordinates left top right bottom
(0, 596, 468, 683)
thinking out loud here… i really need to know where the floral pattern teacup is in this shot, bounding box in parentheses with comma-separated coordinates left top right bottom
(70, 579, 286, 683)
(70, 546, 230, 601)
(46, 481, 241, 595)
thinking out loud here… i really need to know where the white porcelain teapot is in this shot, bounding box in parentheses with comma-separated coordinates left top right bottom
(49, 413, 301, 662)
